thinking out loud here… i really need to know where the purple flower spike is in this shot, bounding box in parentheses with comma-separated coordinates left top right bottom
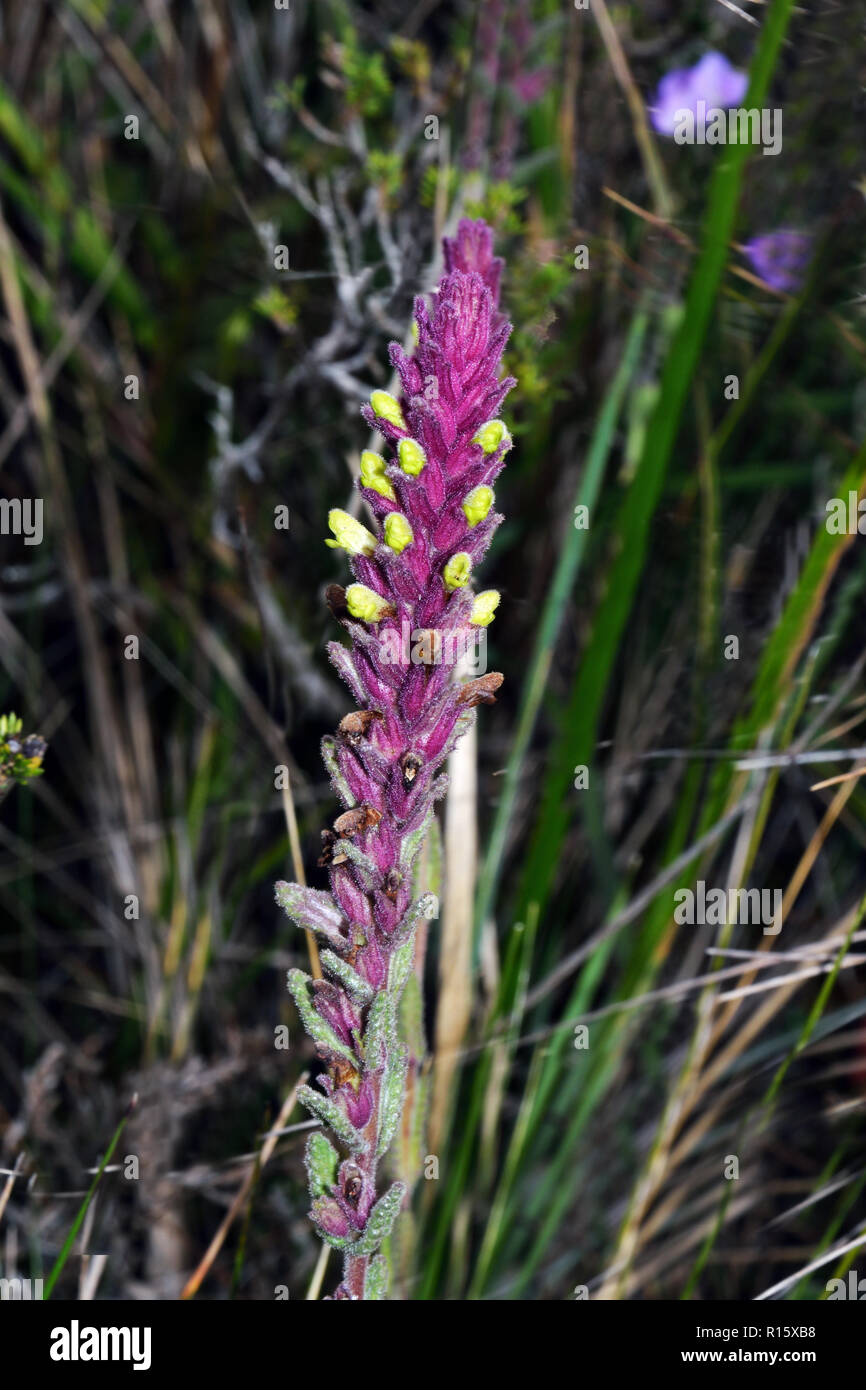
(650, 52, 748, 137)
(276, 218, 515, 1301)
(742, 229, 812, 293)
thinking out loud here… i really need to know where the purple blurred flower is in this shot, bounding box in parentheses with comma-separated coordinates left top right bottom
(742, 230, 812, 293)
(650, 52, 748, 138)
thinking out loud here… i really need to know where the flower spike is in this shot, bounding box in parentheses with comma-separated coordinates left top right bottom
(276, 218, 515, 1300)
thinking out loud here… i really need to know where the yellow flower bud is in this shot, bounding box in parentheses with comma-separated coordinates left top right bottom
(346, 584, 394, 623)
(462, 485, 494, 527)
(370, 390, 407, 431)
(470, 590, 500, 626)
(472, 419, 511, 456)
(326, 509, 377, 556)
(397, 438, 427, 477)
(384, 513, 414, 554)
(360, 450, 396, 501)
(443, 552, 471, 591)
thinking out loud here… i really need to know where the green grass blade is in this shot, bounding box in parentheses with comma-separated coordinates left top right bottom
(513, 0, 798, 937)
(43, 1099, 135, 1299)
(474, 303, 650, 949)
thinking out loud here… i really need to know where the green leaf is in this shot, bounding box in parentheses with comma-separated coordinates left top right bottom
(287, 969, 358, 1068)
(275, 882, 347, 950)
(376, 1042, 409, 1159)
(331, 838, 379, 881)
(363, 1254, 390, 1301)
(305, 1131, 340, 1200)
(397, 972, 424, 1069)
(387, 935, 416, 997)
(320, 950, 374, 1005)
(363, 992, 395, 1072)
(321, 735, 355, 808)
(297, 1086, 364, 1154)
(399, 808, 433, 875)
(392, 893, 437, 948)
(350, 1182, 406, 1257)
(414, 815, 443, 901)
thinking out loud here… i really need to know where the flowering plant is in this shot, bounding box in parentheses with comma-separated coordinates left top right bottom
(649, 52, 747, 137)
(275, 218, 514, 1300)
(0, 712, 46, 805)
(742, 229, 812, 293)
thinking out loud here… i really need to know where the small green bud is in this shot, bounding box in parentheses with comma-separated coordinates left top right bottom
(443, 553, 471, 591)
(370, 391, 406, 432)
(397, 438, 427, 476)
(360, 450, 396, 501)
(472, 419, 511, 455)
(384, 513, 414, 554)
(326, 509, 377, 556)
(471, 590, 500, 626)
(346, 584, 394, 623)
(462, 485, 494, 527)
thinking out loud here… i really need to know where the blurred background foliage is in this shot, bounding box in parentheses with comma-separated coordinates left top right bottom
(0, 0, 865, 1300)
